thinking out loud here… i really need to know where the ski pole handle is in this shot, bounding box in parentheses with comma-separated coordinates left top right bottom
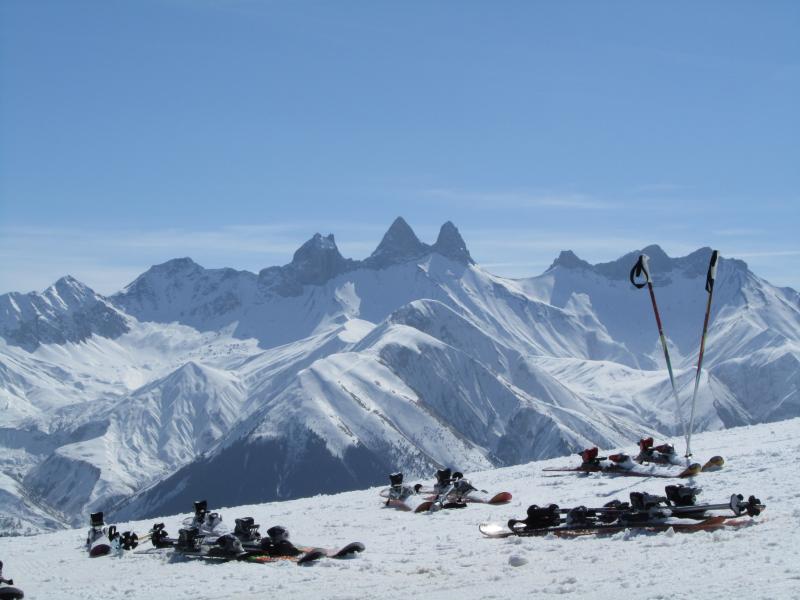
(629, 254, 651, 289)
(705, 250, 719, 293)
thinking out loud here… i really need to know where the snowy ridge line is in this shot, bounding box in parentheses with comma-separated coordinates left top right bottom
(0, 222, 799, 532)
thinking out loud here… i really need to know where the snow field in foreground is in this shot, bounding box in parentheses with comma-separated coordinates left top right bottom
(1, 418, 799, 600)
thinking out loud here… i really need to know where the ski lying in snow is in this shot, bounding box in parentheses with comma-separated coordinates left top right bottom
(635, 438, 724, 472)
(0, 561, 24, 600)
(480, 486, 764, 539)
(478, 515, 754, 538)
(544, 448, 702, 478)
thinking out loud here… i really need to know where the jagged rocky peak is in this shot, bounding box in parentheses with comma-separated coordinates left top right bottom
(292, 233, 342, 263)
(288, 233, 352, 285)
(547, 250, 593, 271)
(366, 217, 430, 268)
(432, 221, 474, 264)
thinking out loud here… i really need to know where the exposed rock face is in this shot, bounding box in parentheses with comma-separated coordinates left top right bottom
(432, 221, 474, 265)
(0, 276, 129, 351)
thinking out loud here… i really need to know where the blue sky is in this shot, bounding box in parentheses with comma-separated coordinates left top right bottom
(1, 0, 798, 294)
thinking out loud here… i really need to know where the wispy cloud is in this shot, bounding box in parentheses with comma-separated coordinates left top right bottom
(629, 183, 688, 195)
(0, 222, 392, 295)
(733, 250, 800, 258)
(422, 188, 620, 210)
(712, 228, 766, 237)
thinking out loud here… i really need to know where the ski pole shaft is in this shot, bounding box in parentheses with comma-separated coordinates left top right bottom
(686, 250, 719, 458)
(630, 255, 688, 449)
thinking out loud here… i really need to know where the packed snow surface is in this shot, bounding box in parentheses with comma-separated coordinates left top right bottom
(1, 418, 798, 600)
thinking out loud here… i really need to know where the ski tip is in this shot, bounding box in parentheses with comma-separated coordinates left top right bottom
(679, 463, 702, 478)
(332, 542, 366, 558)
(489, 491, 513, 504)
(478, 522, 509, 537)
(701, 456, 725, 471)
(88, 544, 111, 558)
(297, 549, 326, 565)
(414, 501, 434, 513)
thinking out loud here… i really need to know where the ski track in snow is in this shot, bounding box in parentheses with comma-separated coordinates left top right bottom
(2, 419, 800, 599)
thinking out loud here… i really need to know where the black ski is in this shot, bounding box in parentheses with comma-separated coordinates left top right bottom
(479, 514, 752, 538)
(481, 486, 764, 539)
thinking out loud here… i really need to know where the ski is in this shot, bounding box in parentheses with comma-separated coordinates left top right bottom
(543, 448, 701, 479)
(480, 486, 764, 539)
(636, 438, 725, 473)
(0, 561, 24, 600)
(479, 515, 754, 538)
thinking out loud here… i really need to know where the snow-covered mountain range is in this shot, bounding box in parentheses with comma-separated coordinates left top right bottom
(1, 218, 798, 533)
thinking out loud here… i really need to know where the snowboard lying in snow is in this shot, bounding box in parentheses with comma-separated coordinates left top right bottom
(382, 489, 512, 512)
(170, 540, 365, 565)
(146, 519, 365, 566)
(380, 470, 511, 512)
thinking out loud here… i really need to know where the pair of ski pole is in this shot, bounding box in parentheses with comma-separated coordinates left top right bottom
(630, 250, 719, 459)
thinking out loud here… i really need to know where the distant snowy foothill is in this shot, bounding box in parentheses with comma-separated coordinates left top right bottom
(0, 218, 798, 534)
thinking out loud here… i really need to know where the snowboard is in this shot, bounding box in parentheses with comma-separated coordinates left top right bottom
(175, 541, 365, 565)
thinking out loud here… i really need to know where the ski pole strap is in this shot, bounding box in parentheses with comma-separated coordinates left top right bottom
(705, 250, 719, 293)
(629, 254, 651, 289)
